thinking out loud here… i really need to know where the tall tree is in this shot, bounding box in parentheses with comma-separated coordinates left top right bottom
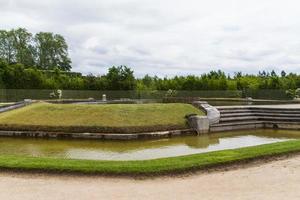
(35, 32, 71, 71)
(11, 28, 35, 66)
(106, 66, 136, 90)
(0, 30, 15, 64)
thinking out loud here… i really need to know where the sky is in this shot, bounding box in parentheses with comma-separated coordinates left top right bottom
(1, 0, 300, 77)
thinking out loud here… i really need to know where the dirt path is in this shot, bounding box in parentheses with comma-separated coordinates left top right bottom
(1, 156, 300, 200)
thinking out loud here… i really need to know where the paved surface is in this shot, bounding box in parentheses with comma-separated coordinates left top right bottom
(1, 155, 300, 200)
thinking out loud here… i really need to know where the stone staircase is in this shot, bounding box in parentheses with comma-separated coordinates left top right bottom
(210, 105, 300, 132)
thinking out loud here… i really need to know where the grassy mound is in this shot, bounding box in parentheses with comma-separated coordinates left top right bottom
(0, 102, 204, 133)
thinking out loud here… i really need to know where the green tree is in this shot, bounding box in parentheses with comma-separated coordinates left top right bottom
(11, 28, 35, 67)
(0, 30, 16, 64)
(106, 66, 136, 90)
(35, 32, 71, 71)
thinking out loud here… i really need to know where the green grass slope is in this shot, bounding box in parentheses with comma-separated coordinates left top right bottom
(0, 102, 204, 133)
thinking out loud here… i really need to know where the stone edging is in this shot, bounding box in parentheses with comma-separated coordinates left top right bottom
(0, 129, 196, 140)
(185, 101, 220, 134)
(0, 100, 32, 113)
(192, 101, 220, 124)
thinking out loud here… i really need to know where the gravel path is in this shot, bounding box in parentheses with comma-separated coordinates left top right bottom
(1, 155, 300, 200)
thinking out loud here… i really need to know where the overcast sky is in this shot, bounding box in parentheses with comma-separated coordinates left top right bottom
(1, 0, 300, 77)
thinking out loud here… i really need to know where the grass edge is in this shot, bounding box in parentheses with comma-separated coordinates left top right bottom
(0, 139, 300, 176)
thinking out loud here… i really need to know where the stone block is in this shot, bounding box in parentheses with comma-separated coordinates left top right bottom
(193, 101, 220, 125)
(187, 115, 209, 134)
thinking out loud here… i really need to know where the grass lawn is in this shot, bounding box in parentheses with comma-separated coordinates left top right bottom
(0, 102, 204, 133)
(0, 139, 300, 175)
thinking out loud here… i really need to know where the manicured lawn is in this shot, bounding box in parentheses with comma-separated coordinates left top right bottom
(0, 140, 300, 175)
(0, 102, 204, 133)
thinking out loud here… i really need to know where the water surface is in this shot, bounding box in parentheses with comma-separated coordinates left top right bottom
(0, 129, 299, 160)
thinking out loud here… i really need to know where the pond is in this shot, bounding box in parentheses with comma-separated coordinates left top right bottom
(0, 129, 299, 161)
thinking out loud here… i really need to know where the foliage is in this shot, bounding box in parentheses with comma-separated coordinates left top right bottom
(0, 60, 299, 100)
(35, 32, 71, 71)
(0, 29, 300, 96)
(0, 28, 71, 71)
(106, 66, 136, 90)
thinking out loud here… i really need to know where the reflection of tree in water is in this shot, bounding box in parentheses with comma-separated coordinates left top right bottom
(184, 135, 220, 149)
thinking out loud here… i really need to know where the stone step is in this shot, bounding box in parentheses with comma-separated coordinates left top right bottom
(220, 116, 300, 123)
(260, 116, 300, 121)
(210, 120, 264, 132)
(212, 120, 300, 127)
(217, 106, 300, 111)
(219, 109, 252, 114)
(220, 116, 259, 122)
(221, 112, 253, 117)
(219, 111, 300, 117)
(211, 120, 262, 127)
(216, 107, 258, 111)
(263, 121, 300, 125)
(219, 108, 300, 114)
(221, 112, 300, 118)
(251, 109, 300, 114)
(210, 120, 300, 132)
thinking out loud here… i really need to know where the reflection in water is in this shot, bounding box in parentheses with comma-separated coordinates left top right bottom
(0, 129, 299, 160)
(184, 135, 219, 148)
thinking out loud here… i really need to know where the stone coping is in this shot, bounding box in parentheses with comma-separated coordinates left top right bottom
(0, 100, 33, 113)
(0, 129, 196, 140)
(0, 125, 298, 140)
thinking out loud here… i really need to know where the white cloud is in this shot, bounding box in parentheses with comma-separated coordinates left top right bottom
(0, 0, 300, 76)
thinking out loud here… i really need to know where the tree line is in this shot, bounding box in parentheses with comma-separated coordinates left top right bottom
(0, 28, 71, 71)
(0, 28, 299, 93)
(0, 59, 299, 92)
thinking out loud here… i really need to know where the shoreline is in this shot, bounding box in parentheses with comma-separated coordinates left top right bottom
(1, 153, 300, 200)
(0, 139, 300, 176)
(1, 149, 300, 180)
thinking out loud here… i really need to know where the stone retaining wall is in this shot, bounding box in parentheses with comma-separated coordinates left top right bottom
(0, 129, 196, 140)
